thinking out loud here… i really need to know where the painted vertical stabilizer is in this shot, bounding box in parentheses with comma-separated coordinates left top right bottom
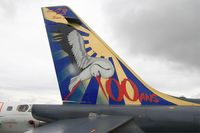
(42, 6, 199, 106)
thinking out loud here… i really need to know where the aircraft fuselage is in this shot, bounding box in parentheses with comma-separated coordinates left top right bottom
(0, 103, 42, 133)
(32, 104, 200, 132)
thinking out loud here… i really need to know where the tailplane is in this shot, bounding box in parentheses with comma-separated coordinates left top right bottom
(42, 6, 199, 106)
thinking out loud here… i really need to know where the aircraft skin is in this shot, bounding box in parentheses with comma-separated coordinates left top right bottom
(27, 6, 200, 133)
(1, 5, 200, 133)
(0, 102, 42, 133)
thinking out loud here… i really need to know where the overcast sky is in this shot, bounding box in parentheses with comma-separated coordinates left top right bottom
(0, 0, 199, 104)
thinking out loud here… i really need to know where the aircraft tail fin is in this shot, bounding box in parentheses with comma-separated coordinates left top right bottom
(42, 6, 199, 106)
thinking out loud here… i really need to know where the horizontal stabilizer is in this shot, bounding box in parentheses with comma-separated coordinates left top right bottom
(25, 115, 132, 133)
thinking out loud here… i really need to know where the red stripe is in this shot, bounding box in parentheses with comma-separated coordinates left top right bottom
(96, 76, 108, 99)
(64, 81, 81, 100)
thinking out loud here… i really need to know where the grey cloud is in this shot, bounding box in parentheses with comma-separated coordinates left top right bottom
(194, 93, 200, 98)
(0, 0, 18, 19)
(0, 87, 61, 104)
(103, 0, 200, 70)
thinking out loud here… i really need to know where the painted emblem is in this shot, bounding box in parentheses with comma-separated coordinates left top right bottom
(66, 30, 114, 91)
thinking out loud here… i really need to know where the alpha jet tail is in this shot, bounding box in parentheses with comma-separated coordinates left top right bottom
(42, 6, 199, 106)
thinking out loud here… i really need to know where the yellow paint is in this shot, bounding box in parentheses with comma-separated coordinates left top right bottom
(83, 36, 89, 40)
(86, 50, 95, 57)
(86, 32, 114, 58)
(52, 33, 62, 36)
(42, 8, 68, 24)
(82, 79, 91, 90)
(112, 57, 141, 105)
(69, 23, 90, 34)
(84, 45, 90, 49)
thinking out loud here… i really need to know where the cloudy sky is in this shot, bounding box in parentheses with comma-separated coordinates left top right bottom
(0, 0, 199, 104)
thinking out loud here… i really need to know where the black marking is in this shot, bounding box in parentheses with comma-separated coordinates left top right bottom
(65, 17, 81, 24)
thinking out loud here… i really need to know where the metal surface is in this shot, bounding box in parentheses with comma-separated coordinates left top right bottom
(25, 115, 132, 133)
(32, 104, 200, 132)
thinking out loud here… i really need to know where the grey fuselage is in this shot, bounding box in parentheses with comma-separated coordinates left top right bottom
(32, 104, 200, 133)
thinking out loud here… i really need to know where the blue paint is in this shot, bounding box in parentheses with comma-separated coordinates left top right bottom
(108, 57, 125, 105)
(81, 77, 99, 104)
(118, 59, 174, 105)
(84, 40, 89, 44)
(91, 53, 97, 57)
(77, 30, 89, 36)
(85, 47, 92, 52)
